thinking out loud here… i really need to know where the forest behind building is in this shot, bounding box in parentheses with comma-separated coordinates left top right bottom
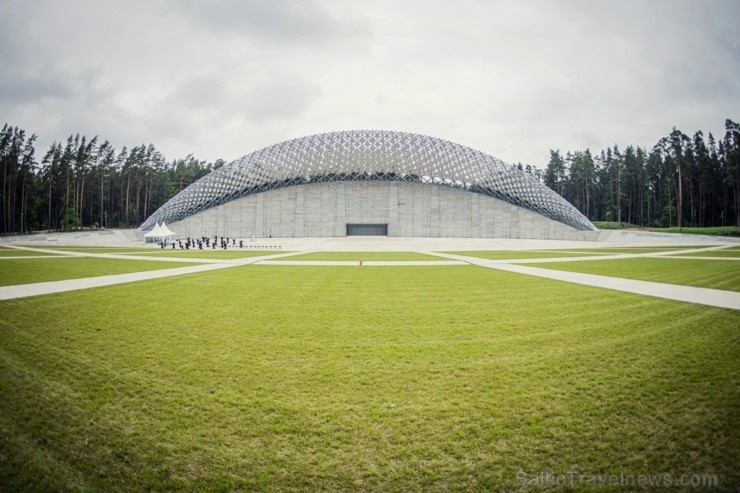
(1, 119, 739, 234)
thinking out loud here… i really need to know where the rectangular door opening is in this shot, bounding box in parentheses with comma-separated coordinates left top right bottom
(346, 223, 388, 236)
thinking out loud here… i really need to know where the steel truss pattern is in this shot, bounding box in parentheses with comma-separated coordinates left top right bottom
(139, 130, 596, 232)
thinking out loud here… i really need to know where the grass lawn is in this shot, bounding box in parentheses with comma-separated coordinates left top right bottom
(0, 248, 60, 257)
(670, 249, 740, 258)
(0, 257, 199, 286)
(0, 265, 737, 491)
(555, 247, 709, 254)
(280, 252, 444, 261)
(530, 257, 740, 292)
(444, 248, 711, 260)
(442, 250, 606, 260)
(591, 221, 628, 229)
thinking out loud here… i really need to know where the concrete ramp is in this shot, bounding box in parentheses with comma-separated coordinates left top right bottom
(0, 229, 142, 246)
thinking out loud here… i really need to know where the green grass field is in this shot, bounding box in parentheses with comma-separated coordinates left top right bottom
(670, 249, 740, 258)
(0, 248, 60, 257)
(591, 221, 640, 229)
(552, 247, 707, 254)
(530, 257, 740, 292)
(1, 264, 738, 491)
(443, 250, 607, 260)
(0, 257, 198, 286)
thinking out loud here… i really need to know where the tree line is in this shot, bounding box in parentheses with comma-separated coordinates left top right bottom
(2, 119, 739, 235)
(541, 119, 740, 228)
(0, 124, 223, 234)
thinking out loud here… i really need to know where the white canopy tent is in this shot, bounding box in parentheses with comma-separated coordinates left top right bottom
(159, 222, 176, 238)
(143, 222, 177, 244)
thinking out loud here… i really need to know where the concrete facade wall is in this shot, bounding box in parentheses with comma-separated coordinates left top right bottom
(168, 181, 599, 240)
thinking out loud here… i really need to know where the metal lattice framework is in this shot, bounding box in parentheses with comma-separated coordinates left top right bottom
(139, 130, 596, 231)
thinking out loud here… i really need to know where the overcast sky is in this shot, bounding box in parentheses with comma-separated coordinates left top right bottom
(1, 0, 739, 167)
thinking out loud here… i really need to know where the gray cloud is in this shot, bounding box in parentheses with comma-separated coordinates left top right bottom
(0, 0, 737, 167)
(0, 67, 76, 103)
(172, 0, 371, 47)
(243, 72, 322, 121)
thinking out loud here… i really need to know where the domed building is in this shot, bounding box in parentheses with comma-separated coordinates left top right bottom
(139, 130, 597, 240)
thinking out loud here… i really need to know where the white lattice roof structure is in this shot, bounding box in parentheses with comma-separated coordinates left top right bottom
(139, 130, 595, 232)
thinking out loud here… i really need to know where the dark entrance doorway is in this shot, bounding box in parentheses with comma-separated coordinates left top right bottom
(346, 224, 388, 236)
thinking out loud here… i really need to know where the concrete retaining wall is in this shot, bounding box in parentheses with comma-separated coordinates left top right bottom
(168, 181, 598, 240)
